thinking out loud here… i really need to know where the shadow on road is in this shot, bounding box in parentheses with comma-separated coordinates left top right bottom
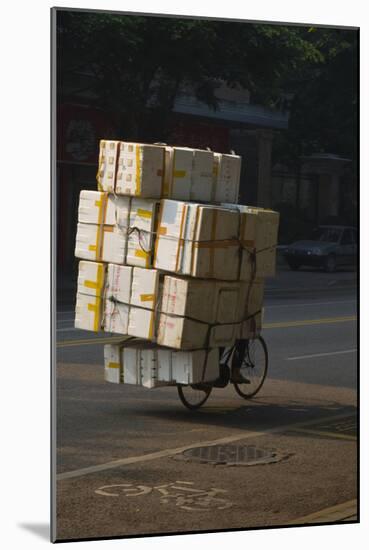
(113, 394, 357, 436)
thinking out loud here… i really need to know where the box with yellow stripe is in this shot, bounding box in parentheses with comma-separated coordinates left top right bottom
(75, 190, 159, 268)
(153, 200, 240, 280)
(97, 141, 242, 205)
(103, 264, 160, 340)
(222, 203, 280, 279)
(97, 141, 165, 198)
(104, 342, 220, 387)
(96, 140, 119, 193)
(75, 261, 106, 332)
(115, 142, 165, 198)
(126, 198, 159, 268)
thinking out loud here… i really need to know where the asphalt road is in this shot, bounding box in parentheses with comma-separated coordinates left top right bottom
(54, 268, 357, 541)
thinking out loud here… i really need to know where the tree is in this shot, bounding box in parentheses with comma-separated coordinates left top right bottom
(57, 11, 327, 142)
(273, 27, 358, 166)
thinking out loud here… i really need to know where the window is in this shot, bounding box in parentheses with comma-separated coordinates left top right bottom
(312, 227, 342, 243)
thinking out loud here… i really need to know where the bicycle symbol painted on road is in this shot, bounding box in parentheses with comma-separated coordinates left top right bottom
(95, 480, 233, 511)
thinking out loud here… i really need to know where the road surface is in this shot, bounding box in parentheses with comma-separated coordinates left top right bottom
(54, 268, 357, 541)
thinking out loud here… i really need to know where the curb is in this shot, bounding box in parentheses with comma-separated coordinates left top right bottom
(288, 499, 357, 525)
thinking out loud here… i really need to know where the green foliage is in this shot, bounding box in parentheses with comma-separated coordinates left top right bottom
(273, 28, 357, 165)
(57, 11, 357, 158)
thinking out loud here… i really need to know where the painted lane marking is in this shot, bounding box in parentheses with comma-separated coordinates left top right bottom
(266, 299, 356, 309)
(288, 499, 357, 524)
(290, 427, 356, 441)
(95, 481, 233, 512)
(56, 412, 356, 482)
(287, 349, 357, 361)
(57, 336, 130, 348)
(56, 316, 357, 348)
(266, 285, 356, 293)
(263, 315, 356, 329)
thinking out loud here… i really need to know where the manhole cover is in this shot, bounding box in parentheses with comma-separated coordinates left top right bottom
(174, 445, 289, 466)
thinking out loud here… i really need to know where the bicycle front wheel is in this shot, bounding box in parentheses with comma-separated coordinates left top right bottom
(177, 384, 212, 410)
(233, 336, 268, 399)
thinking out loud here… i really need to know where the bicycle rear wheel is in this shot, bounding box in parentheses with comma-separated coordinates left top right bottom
(177, 384, 212, 410)
(233, 336, 268, 399)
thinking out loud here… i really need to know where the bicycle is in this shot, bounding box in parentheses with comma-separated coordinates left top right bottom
(177, 335, 268, 410)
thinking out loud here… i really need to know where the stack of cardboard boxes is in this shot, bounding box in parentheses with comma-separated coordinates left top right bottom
(74, 141, 279, 389)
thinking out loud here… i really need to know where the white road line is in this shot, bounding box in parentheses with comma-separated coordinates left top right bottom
(287, 349, 357, 361)
(266, 300, 356, 309)
(56, 412, 355, 482)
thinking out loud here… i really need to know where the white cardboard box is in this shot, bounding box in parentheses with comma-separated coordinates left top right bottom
(104, 299, 130, 335)
(97, 140, 120, 193)
(163, 147, 214, 202)
(128, 267, 159, 340)
(75, 261, 106, 332)
(214, 281, 246, 323)
(172, 348, 219, 384)
(157, 314, 208, 349)
(239, 207, 258, 281)
(122, 343, 171, 387)
(75, 222, 127, 264)
(154, 200, 240, 280)
(123, 347, 142, 385)
(157, 313, 238, 350)
(116, 142, 165, 198)
(161, 276, 247, 324)
(189, 149, 214, 202)
(238, 278, 265, 322)
(75, 192, 158, 267)
(222, 203, 279, 279)
(77, 260, 106, 298)
(160, 276, 215, 324)
(116, 344, 219, 386)
(130, 267, 160, 308)
(140, 347, 174, 388)
(163, 147, 193, 200)
(208, 323, 241, 348)
(104, 344, 123, 384)
(75, 292, 103, 332)
(103, 264, 132, 334)
(105, 264, 132, 303)
(126, 198, 159, 268)
(75, 191, 130, 263)
(128, 307, 156, 340)
(251, 208, 279, 277)
(103, 265, 159, 338)
(78, 190, 130, 227)
(213, 153, 241, 203)
(97, 141, 165, 197)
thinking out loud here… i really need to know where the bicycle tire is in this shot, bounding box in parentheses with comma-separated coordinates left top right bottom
(177, 384, 212, 410)
(233, 335, 268, 399)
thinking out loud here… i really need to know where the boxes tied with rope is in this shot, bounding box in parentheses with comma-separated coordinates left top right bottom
(104, 341, 219, 387)
(153, 200, 241, 280)
(75, 190, 159, 268)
